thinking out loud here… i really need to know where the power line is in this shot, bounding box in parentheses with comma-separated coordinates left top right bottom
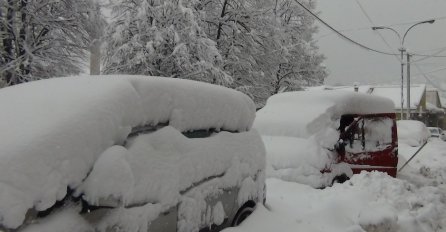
(413, 63, 446, 92)
(319, 0, 446, 93)
(355, 0, 402, 63)
(292, 0, 398, 56)
(306, 0, 446, 59)
(411, 47, 446, 63)
(315, 16, 446, 42)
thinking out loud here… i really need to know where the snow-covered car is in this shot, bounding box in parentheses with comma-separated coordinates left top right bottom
(427, 126, 446, 141)
(397, 120, 430, 146)
(427, 127, 441, 138)
(254, 90, 398, 188)
(0, 76, 266, 232)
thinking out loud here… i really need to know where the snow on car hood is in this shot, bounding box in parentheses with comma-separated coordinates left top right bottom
(254, 90, 394, 139)
(0, 75, 256, 229)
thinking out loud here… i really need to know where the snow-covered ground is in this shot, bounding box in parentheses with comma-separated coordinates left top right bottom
(225, 125, 446, 232)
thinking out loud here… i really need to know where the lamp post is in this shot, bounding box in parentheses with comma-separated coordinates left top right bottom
(372, 19, 435, 120)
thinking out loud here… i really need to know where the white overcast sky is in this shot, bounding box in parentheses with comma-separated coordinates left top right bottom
(315, 0, 446, 89)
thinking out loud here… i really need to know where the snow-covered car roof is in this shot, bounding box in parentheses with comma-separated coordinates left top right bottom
(0, 75, 258, 229)
(254, 90, 394, 138)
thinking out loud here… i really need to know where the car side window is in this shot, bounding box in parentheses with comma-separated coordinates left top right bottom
(363, 117, 393, 151)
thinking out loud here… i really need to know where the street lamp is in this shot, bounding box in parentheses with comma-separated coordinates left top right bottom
(372, 19, 435, 120)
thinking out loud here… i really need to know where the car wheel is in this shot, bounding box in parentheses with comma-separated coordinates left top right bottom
(232, 202, 255, 226)
(332, 173, 349, 185)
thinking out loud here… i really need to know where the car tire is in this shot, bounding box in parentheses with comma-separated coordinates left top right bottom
(332, 174, 349, 185)
(232, 202, 255, 226)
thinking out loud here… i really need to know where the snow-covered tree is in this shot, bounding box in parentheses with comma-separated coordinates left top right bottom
(0, 0, 105, 86)
(103, 0, 231, 85)
(268, 0, 326, 94)
(195, 0, 326, 105)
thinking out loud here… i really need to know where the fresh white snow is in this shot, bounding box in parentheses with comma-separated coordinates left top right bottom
(224, 170, 445, 232)
(397, 120, 429, 147)
(223, 116, 446, 232)
(78, 127, 265, 208)
(254, 90, 394, 138)
(0, 75, 260, 229)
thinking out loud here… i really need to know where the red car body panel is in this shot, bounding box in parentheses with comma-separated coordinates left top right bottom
(336, 113, 398, 177)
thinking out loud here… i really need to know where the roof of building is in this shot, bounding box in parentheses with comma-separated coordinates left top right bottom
(369, 84, 426, 110)
(309, 84, 426, 110)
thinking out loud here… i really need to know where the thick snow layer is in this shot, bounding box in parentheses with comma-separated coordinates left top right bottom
(397, 120, 429, 147)
(78, 127, 265, 208)
(224, 172, 445, 232)
(261, 135, 335, 187)
(0, 75, 256, 229)
(309, 84, 427, 111)
(261, 134, 353, 187)
(398, 139, 446, 188)
(254, 91, 394, 138)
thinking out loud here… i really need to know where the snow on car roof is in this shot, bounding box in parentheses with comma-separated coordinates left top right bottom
(308, 84, 426, 111)
(0, 75, 257, 228)
(254, 90, 394, 138)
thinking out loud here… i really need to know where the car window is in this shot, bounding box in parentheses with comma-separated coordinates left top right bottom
(343, 117, 393, 153)
(128, 123, 218, 140)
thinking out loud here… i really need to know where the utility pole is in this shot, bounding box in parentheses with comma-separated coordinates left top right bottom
(372, 19, 435, 120)
(399, 48, 405, 119)
(406, 53, 411, 119)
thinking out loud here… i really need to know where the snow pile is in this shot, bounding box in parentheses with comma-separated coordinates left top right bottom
(398, 139, 446, 188)
(0, 75, 257, 229)
(261, 135, 337, 187)
(224, 172, 445, 232)
(397, 120, 429, 147)
(254, 91, 394, 138)
(78, 127, 265, 209)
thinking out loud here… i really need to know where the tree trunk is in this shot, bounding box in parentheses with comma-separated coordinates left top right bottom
(90, 39, 101, 75)
(216, 0, 228, 44)
(3, 0, 15, 84)
(18, 0, 29, 80)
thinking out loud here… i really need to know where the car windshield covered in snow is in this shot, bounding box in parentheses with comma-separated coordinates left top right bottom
(0, 76, 266, 232)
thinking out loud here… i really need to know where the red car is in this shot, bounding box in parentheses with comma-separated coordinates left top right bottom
(255, 90, 398, 187)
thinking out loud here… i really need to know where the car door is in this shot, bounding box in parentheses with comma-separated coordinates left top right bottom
(339, 114, 398, 177)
